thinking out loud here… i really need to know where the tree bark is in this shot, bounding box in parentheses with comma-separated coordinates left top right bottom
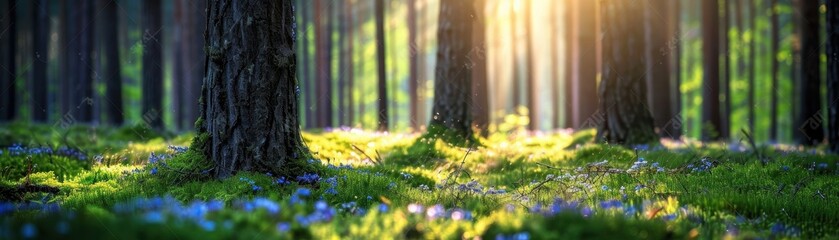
(701, 0, 723, 141)
(471, 0, 489, 135)
(75, 0, 95, 123)
(199, 0, 307, 178)
(142, 0, 163, 129)
(524, 0, 537, 131)
(375, 0, 388, 131)
(0, 0, 16, 121)
(770, 0, 780, 141)
(795, 0, 824, 145)
(596, 0, 657, 145)
(31, 0, 49, 122)
(569, 0, 598, 129)
(430, 0, 474, 139)
(828, 0, 839, 152)
(103, 0, 123, 125)
(644, 0, 676, 139)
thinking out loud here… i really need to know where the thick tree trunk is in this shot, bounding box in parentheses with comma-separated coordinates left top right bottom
(828, 0, 839, 152)
(570, 0, 598, 129)
(471, 0, 489, 135)
(375, 0, 388, 131)
(644, 0, 676, 138)
(0, 0, 16, 121)
(795, 0, 824, 145)
(31, 0, 49, 122)
(142, 0, 163, 129)
(524, 0, 537, 131)
(701, 0, 723, 141)
(430, 0, 474, 139)
(596, 0, 657, 145)
(200, 0, 307, 178)
(770, 0, 780, 141)
(75, 0, 95, 123)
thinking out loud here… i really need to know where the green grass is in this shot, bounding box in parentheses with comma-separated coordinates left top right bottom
(1, 122, 838, 239)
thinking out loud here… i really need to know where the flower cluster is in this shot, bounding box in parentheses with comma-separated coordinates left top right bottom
(323, 177, 339, 195)
(495, 232, 531, 240)
(406, 203, 473, 221)
(686, 158, 714, 173)
(626, 158, 665, 173)
(239, 177, 262, 192)
(167, 145, 188, 154)
(3, 143, 87, 160)
(296, 173, 321, 184)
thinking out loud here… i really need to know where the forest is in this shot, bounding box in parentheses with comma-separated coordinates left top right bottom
(1, 0, 838, 239)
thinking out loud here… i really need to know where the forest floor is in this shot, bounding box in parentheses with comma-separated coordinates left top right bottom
(0, 121, 837, 239)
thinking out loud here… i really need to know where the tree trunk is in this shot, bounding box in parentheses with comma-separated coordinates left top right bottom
(185, 0, 206, 130)
(828, 0, 839, 152)
(199, 0, 307, 178)
(61, 0, 72, 117)
(551, 0, 561, 129)
(747, 0, 756, 137)
(430, 0, 474, 139)
(570, 0, 598, 129)
(344, 0, 354, 127)
(596, 0, 657, 145)
(471, 0, 489, 135)
(509, 0, 520, 109)
(300, 0, 313, 129)
(564, 0, 575, 128)
(74, 0, 95, 123)
(669, 0, 682, 139)
(103, 0, 123, 125)
(408, 0, 419, 131)
(701, 0, 722, 141)
(524, 0, 537, 131)
(770, 0, 780, 141)
(795, 0, 824, 145)
(375, 0, 388, 131)
(644, 0, 676, 138)
(142, 0, 163, 129)
(173, 0, 185, 130)
(0, 0, 16, 121)
(31, 0, 49, 122)
(721, 0, 731, 139)
(337, 0, 346, 127)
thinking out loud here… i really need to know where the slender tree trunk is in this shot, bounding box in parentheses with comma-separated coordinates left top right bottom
(0, 0, 16, 121)
(61, 0, 72, 117)
(325, 2, 334, 128)
(827, 0, 839, 152)
(430, 0, 473, 139)
(375, 0, 388, 131)
(103, 0, 123, 125)
(701, 0, 723, 141)
(524, 0, 537, 131)
(770, 0, 780, 141)
(671, 0, 682, 139)
(173, 0, 186, 129)
(563, 0, 575, 128)
(721, 0, 731, 139)
(346, 0, 355, 126)
(75, 0, 95, 123)
(199, 0, 308, 178)
(645, 0, 675, 138)
(185, 0, 206, 130)
(509, 0, 520, 109)
(747, 0, 756, 136)
(142, 0, 163, 128)
(31, 0, 49, 122)
(597, 0, 657, 144)
(337, 0, 346, 127)
(471, 0, 489, 135)
(300, 0, 313, 129)
(551, 0, 561, 129)
(795, 0, 824, 145)
(790, 0, 799, 133)
(409, 0, 419, 131)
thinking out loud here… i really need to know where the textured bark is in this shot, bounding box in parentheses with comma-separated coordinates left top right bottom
(31, 0, 49, 122)
(409, 0, 419, 131)
(569, 0, 598, 129)
(471, 0, 489, 135)
(596, 0, 657, 145)
(644, 0, 676, 138)
(0, 0, 16, 121)
(430, 0, 474, 138)
(770, 0, 780, 140)
(142, 0, 163, 128)
(200, 0, 306, 178)
(103, 0, 123, 125)
(375, 0, 388, 131)
(701, 0, 722, 141)
(524, 0, 537, 131)
(828, 0, 839, 152)
(795, 0, 824, 145)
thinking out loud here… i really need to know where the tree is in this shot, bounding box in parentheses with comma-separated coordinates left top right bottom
(747, 0, 756, 137)
(795, 0, 824, 145)
(375, 0, 388, 131)
(701, 0, 723, 141)
(509, 0, 521, 109)
(429, 0, 474, 139)
(408, 0, 419, 130)
(142, 0, 163, 129)
(102, 0, 123, 125)
(828, 0, 839, 152)
(597, 0, 657, 145)
(31, 0, 49, 122)
(199, 0, 308, 178)
(644, 0, 677, 138)
(300, 0, 313, 128)
(770, 0, 780, 140)
(566, 0, 598, 129)
(71, 0, 95, 123)
(471, 0, 489, 135)
(0, 0, 16, 121)
(523, 0, 537, 131)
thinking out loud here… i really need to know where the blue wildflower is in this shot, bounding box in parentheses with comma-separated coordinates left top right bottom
(252, 198, 279, 214)
(276, 222, 291, 232)
(198, 220, 216, 231)
(324, 187, 338, 195)
(150, 167, 158, 175)
(295, 188, 312, 197)
(143, 211, 165, 223)
(781, 166, 790, 171)
(378, 203, 389, 212)
(296, 173, 321, 184)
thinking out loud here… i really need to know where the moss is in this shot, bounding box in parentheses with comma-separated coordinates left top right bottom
(422, 123, 481, 148)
